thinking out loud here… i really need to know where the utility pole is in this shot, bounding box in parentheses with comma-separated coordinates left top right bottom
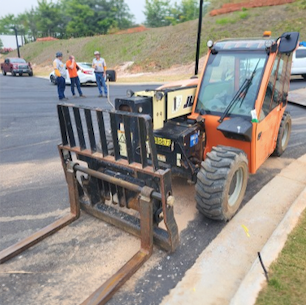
(11, 26, 20, 58)
(195, 0, 204, 76)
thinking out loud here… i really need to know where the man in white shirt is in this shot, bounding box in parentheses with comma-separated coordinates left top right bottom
(53, 51, 68, 100)
(92, 51, 107, 98)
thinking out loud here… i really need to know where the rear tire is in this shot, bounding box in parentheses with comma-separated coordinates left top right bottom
(29, 72, 33, 76)
(195, 146, 248, 221)
(12, 71, 16, 76)
(2, 69, 6, 76)
(19, 73, 22, 76)
(302, 74, 306, 80)
(272, 111, 292, 157)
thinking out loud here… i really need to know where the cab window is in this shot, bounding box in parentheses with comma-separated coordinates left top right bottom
(296, 49, 306, 58)
(196, 51, 267, 118)
(261, 53, 291, 119)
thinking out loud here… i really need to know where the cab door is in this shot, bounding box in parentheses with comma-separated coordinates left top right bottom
(255, 53, 291, 170)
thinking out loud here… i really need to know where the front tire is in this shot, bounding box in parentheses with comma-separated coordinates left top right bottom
(302, 74, 306, 80)
(2, 69, 6, 76)
(195, 146, 248, 221)
(272, 111, 292, 157)
(12, 71, 16, 76)
(29, 72, 33, 76)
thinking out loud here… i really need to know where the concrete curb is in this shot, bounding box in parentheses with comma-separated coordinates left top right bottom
(161, 154, 306, 305)
(230, 186, 306, 305)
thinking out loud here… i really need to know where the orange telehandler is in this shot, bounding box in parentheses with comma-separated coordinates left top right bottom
(0, 2, 299, 302)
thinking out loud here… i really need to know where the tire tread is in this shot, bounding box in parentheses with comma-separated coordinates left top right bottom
(195, 145, 248, 221)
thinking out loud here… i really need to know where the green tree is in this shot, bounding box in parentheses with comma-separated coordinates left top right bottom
(85, 0, 117, 34)
(180, 0, 199, 22)
(15, 12, 34, 43)
(23, 9, 39, 41)
(63, 0, 95, 37)
(144, 0, 171, 27)
(0, 0, 135, 40)
(144, 0, 209, 27)
(0, 38, 3, 48)
(165, 2, 183, 26)
(35, 0, 65, 37)
(112, 0, 134, 29)
(62, 0, 133, 36)
(0, 14, 19, 34)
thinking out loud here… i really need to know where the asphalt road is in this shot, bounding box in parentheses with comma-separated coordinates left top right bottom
(0, 74, 305, 305)
(289, 76, 306, 91)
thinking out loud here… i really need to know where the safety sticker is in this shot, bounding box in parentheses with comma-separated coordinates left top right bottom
(190, 133, 198, 147)
(155, 137, 171, 147)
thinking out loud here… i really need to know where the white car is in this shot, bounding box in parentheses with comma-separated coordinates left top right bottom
(50, 62, 96, 85)
(291, 45, 306, 80)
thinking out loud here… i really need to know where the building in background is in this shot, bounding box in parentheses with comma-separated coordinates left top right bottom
(0, 35, 23, 49)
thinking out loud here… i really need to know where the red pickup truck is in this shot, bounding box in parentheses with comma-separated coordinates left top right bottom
(1, 57, 33, 76)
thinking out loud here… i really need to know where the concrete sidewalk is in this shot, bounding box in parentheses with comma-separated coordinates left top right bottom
(161, 154, 306, 305)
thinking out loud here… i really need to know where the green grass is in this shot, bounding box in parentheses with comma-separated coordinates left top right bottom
(256, 210, 306, 305)
(216, 10, 250, 25)
(238, 11, 249, 19)
(5, 1, 305, 74)
(216, 17, 236, 25)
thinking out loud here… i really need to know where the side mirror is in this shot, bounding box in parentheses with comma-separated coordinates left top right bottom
(279, 32, 299, 53)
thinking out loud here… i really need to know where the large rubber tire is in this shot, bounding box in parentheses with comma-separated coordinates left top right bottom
(106, 70, 116, 82)
(29, 72, 33, 77)
(12, 71, 16, 76)
(195, 146, 249, 221)
(272, 111, 292, 157)
(302, 74, 306, 80)
(2, 69, 6, 76)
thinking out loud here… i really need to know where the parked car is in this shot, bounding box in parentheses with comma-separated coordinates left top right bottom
(1, 57, 33, 76)
(291, 45, 306, 80)
(50, 62, 96, 85)
(49, 62, 116, 85)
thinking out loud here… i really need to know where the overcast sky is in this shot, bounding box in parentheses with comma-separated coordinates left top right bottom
(0, 0, 146, 24)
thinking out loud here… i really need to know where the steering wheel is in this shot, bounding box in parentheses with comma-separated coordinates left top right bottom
(210, 98, 227, 111)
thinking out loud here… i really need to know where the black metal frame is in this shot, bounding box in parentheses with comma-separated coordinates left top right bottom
(57, 103, 179, 303)
(0, 103, 179, 305)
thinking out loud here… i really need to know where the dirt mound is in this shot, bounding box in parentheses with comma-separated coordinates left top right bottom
(36, 37, 59, 42)
(210, 0, 295, 16)
(115, 25, 148, 35)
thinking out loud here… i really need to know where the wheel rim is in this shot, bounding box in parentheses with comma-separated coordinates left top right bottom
(281, 122, 289, 148)
(228, 167, 244, 207)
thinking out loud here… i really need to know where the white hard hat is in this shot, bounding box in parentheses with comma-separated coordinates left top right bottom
(94, 51, 100, 55)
